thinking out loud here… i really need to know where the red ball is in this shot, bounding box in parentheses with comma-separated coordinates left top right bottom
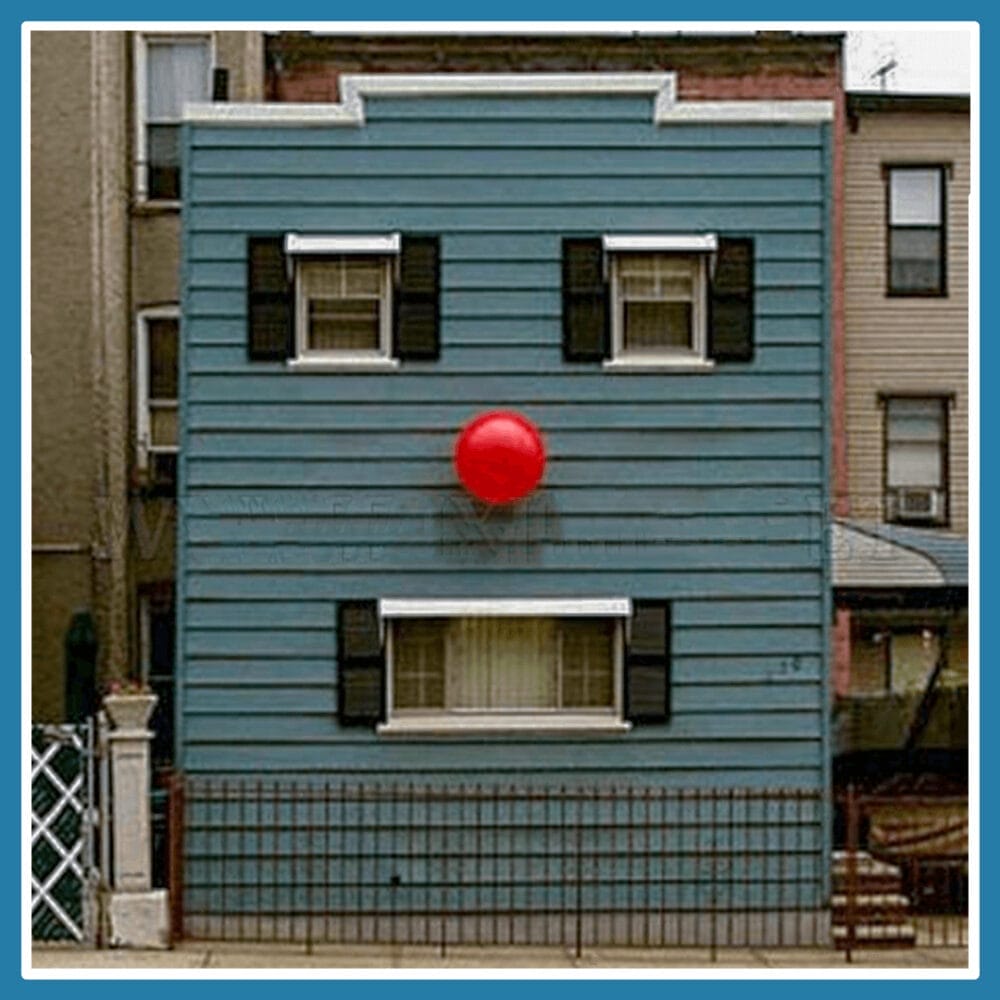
(453, 410, 546, 505)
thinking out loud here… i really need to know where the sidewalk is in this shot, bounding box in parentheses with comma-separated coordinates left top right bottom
(32, 942, 970, 970)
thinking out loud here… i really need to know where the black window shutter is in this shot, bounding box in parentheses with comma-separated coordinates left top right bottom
(625, 601, 672, 725)
(708, 237, 755, 363)
(395, 235, 440, 360)
(337, 600, 385, 726)
(247, 236, 294, 361)
(562, 238, 609, 362)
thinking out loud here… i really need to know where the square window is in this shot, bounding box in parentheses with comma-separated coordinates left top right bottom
(137, 36, 212, 202)
(293, 254, 394, 361)
(610, 252, 708, 362)
(887, 167, 946, 295)
(884, 396, 948, 525)
(388, 616, 621, 725)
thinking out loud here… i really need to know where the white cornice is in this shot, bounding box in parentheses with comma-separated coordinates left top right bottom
(184, 72, 834, 125)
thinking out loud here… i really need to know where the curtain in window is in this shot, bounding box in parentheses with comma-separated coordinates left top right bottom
(147, 41, 211, 121)
(448, 617, 558, 709)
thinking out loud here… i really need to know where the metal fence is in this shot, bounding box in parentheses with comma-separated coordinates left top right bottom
(170, 778, 828, 955)
(31, 721, 99, 943)
(837, 786, 968, 959)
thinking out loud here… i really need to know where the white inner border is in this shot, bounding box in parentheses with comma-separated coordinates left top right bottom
(184, 72, 834, 125)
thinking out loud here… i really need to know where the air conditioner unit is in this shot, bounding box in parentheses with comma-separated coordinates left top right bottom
(895, 487, 944, 522)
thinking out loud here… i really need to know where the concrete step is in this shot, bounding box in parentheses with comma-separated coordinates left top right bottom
(832, 893, 911, 910)
(833, 924, 917, 949)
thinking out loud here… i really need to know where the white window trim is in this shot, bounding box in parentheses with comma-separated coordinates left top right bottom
(135, 305, 180, 471)
(377, 614, 630, 736)
(606, 240, 714, 369)
(133, 32, 215, 204)
(292, 253, 395, 366)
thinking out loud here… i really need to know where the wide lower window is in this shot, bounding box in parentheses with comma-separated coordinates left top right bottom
(390, 616, 618, 718)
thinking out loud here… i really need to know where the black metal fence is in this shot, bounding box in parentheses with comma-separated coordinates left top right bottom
(170, 778, 829, 955)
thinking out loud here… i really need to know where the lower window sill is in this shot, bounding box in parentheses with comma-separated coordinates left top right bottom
(287, 356, 400, 373)
(603, 356, 716, 373)
(377, 715, 633, 737)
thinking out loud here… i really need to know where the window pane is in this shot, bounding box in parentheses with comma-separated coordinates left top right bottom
(889, 228, 942, 292)
(147, 125, 180, 200)
(301, 260, 385, 353)
(393, 621, 446, 710)
(887, 398, 944, 441)
(560, 620, 615, 709)
(624, 301, 692, 351)
(148, 318, 178, 399)
(308, 300, 380, 351)
(447, 618, 558, 710)
(149, 406, 178, 448)
(890, 169, 941, 225)
(887, 441, 942, 488)
(147, 40, 211, 121)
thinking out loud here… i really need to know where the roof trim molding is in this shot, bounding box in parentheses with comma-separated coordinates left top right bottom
(185, 72, 834, 125)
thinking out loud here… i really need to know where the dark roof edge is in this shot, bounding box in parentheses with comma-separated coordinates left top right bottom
(847, 92, 970, 115)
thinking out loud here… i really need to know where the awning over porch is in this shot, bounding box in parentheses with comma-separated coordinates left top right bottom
(831, 519, 968, 590)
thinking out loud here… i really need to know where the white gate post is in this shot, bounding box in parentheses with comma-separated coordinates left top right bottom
(103, 693, 170, 948)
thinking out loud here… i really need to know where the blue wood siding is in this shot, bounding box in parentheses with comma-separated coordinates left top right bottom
(179, 94, 831, 793)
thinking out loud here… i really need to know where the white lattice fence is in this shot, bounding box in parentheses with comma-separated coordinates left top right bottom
(31, 722, 98, 943)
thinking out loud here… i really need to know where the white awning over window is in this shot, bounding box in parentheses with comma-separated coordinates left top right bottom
(602, 233, 718, 253)
(284, 233, 401, 256)
(379, 598, 632, 618)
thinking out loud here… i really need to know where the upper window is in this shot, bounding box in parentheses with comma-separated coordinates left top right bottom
(248, 233, 442, 366)
(136, 35, 212, 202)
(136, 307, 179, 493)
(295, 255, 394, 361)
(884, 396, 949, 525)
(561, 235, 754, 367)
(887, 166, 946, 296)
(610, 253, 709, 362)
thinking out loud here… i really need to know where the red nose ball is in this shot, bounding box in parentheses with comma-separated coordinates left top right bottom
(454, 411, 547, 504)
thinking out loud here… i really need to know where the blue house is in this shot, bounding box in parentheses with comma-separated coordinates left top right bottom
(177, 74, 835, 946)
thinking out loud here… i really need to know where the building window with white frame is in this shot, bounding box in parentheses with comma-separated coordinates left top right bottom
(884, 395, 949, 525)
(284, 233, 399, 366)
(604, 235, 716, 367)
(136, 34, 212, 201)
(137, 307, 179, 492)
(296, 256, 393, 358)
(391, 616, 619, 718)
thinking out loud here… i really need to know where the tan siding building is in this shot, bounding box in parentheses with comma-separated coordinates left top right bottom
(31, 30, 264, 723)
(843, 95, 969, 532)
(833, 93, 970, 780)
